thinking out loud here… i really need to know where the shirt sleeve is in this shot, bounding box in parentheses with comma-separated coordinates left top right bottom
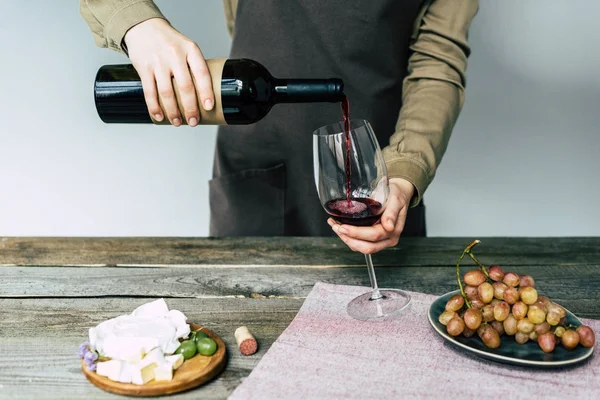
(382, 0, 479, 206)
(79, 0, 167, 53)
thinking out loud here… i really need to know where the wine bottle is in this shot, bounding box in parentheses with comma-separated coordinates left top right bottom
(94, 58, 345, 125)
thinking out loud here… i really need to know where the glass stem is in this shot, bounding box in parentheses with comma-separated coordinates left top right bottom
(365, 254, 383, 300)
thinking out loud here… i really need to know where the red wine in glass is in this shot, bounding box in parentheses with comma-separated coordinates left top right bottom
(324, 197, 383, 226)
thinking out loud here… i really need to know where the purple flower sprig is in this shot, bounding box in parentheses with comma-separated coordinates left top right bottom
(78, 341, 98, 372)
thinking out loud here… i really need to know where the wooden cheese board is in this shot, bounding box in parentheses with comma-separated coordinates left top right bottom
(82, 324, 227, 397)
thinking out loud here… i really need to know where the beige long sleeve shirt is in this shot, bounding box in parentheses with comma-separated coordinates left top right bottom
(80, 0, 478, 206)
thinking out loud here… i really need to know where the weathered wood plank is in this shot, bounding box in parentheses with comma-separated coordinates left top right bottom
(2, 265, 600, 317)
(0, 297, 302, 399)
(1, 237, 599, 267)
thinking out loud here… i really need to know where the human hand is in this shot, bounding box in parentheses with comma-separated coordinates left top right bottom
(124, 18, 214, 127)
(328, 178, 415, 254)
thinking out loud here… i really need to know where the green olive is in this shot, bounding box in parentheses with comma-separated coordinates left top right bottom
(193, 331, 209, 342)
(175, 340, 197, 360)
(196, 337, 218, 356)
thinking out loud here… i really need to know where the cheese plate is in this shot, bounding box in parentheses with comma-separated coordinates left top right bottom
(82, 324, 227, 397)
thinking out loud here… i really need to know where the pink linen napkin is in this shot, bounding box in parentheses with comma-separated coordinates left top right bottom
(229, 282, 599, 400)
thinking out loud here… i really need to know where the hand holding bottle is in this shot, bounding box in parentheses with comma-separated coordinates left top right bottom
(123, 18, 214, 127)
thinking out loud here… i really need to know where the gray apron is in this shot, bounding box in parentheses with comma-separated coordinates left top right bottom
(210, 0, 426, 237)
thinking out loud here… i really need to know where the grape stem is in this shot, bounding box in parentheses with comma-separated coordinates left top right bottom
(467, 252, 489, 278)
(456, 241, 480, 308)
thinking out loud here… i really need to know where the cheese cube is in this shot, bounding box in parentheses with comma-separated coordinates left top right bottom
(165, 354, 184, 370)
(117, 362, 134, 384)
(140, 348, 166, 367)
(131, 361, 157, 385)
(96, 360, 123, 382)
(154, 365, 173, 382)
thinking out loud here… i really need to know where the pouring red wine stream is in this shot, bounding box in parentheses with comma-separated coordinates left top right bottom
(324, 96, 383, 227)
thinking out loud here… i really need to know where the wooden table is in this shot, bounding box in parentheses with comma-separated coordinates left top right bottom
(1, 237, 599, 399)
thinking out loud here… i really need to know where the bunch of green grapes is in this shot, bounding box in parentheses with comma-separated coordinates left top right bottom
(439, 241, 596, 352)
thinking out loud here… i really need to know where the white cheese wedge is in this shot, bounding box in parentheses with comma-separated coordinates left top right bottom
(132, 298, 169, 317)
(165, 354, 184, 370)
(131, 361, 157, 385)
(140, 347, 166, 367)
(154, 364, 174, 382)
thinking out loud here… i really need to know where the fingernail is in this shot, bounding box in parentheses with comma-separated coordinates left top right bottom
(173, 118, 181, 126)
(189, 117, 198, 126)
(338, 227, 348, 234)
(154, 114, 163, 121)
(204, 99, 213, 110)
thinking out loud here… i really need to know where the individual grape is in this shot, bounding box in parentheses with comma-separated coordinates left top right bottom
(445, 294, 465, 312)
(546, 311, 561, 326)
(538, 332, 556, 353)
(576, 326, 596, 348)
(512, 301, 528, 320)
(515, 331, 529, 344)
(534, 322, 551, 335)
(548, 304, 566, 319)
(561, 330, 580, 350)
(492, 282, 508, 300)
(554, 326, 566, 338)
(481, 304, 495, 322)
(471, 298, 485, 309)
(537, 296, 552, 309)
(503, 314, 518, 336)
(529, 331, 539, 341)
(78, 342, 90, 358)
(488, 265, 505, 282)
(490, 320, 505, 336)
(446, 316, 466, 337)
(519, 274, 535, 288)
(503, 272, 520, 287)
(464, 308, 483, 330)
(196, 337, 218, 356)
(493, 301, 510, 322)
(477, 282, 494, 304)
(478, 324, 501, 348)
(438, 310, 458, 326)
(463, 327, 476, 338)
(520, 287, 538, 305)
(533, 301, 548, 314)
(503, 287, 520, 305)
(193, 331, 209, 342)
(517, 318, 534, 334)
(527, 305, 547, 325)
(175, 340, 198, 360)
(464, 270, 487, 286)
(464, 285, 479, 300)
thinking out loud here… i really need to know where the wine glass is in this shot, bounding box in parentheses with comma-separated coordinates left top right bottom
(313, 119, 411, 320)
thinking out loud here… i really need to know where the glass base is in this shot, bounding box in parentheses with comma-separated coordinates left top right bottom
(346, 289, 411, 321)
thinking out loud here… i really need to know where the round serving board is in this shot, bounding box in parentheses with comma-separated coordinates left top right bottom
(82, 324, 227, 397)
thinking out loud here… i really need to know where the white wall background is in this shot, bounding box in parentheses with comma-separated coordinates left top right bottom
(0, 1, 598, 237)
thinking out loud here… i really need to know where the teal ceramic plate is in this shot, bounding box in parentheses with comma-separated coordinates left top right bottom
(428, 290, 594, 367)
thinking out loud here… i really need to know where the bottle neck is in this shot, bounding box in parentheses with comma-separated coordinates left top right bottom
(272, 79, 345, 104)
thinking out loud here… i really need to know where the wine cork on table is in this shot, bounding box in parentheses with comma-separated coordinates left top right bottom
(235, 326, 258, 356)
